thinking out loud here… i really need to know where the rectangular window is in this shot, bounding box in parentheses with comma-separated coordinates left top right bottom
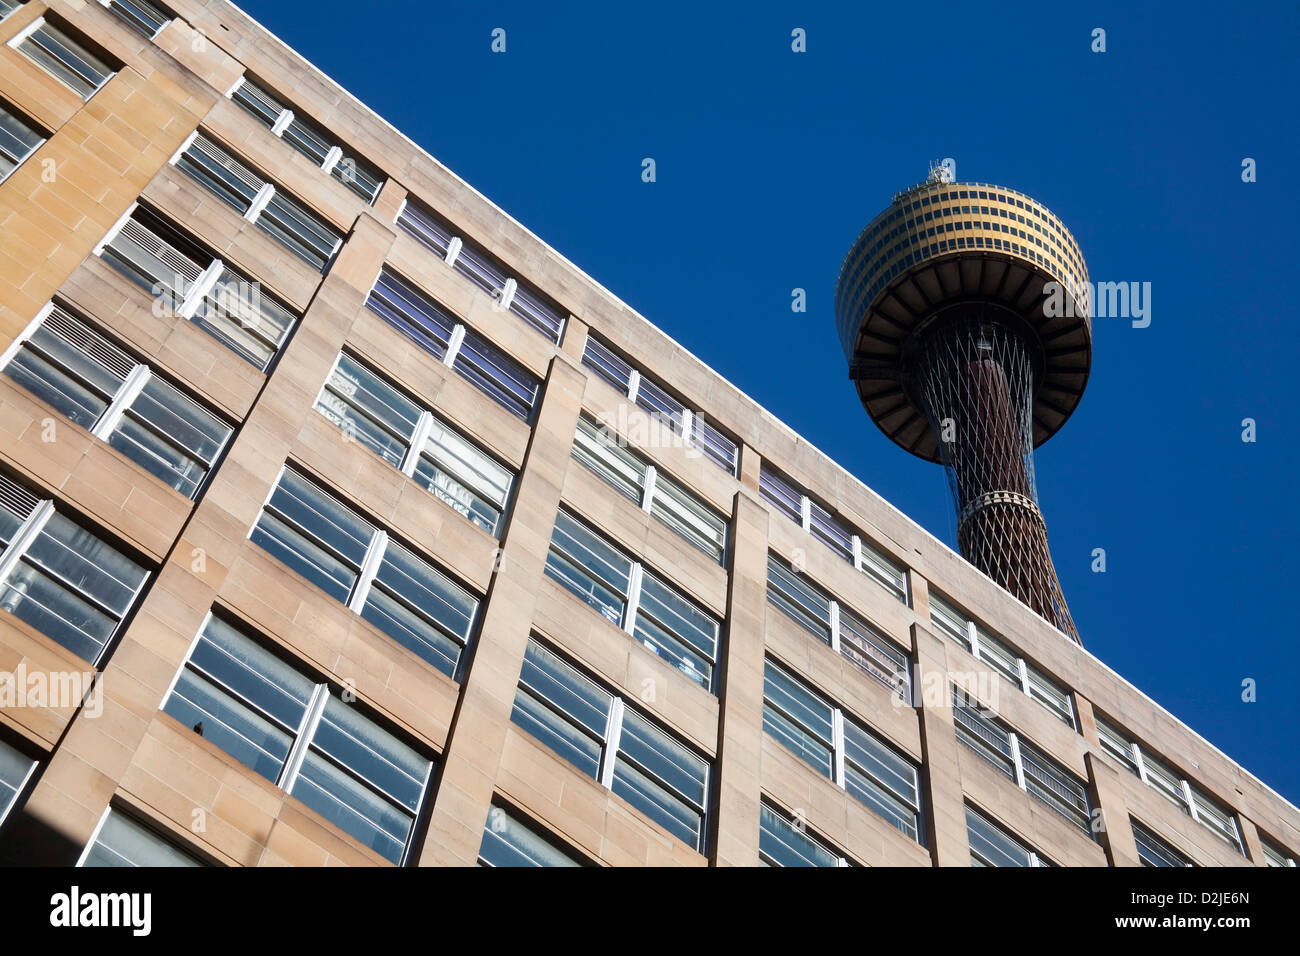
(1188, 784, 1243, 852)
(98, 0, 171, 38)
(173, 132, 343, 272)
(544, 510, 720, 690)
(10, 18, 115, 100)
(930, 591, 1076, 728)
(1132, 819, 1193, 867)
(2, 304, 233, 499)
(364, 268, 541, 421)
(97, 208, 297, 369)
(951, 688, 1091, 833)
(0, 473, 148, 663)
(0, 98, 44, 184)
(478, 803, 586, 867)
(511, 638, 710, 851)
(0, 2, 22, 21)
(759, 464, 906, 602)
(228, 76, 385, 204)
(1261, 837, 1297, 868)
(395, 199, 565, 342)
(762, 658, 923, 843)
(580, 336, 739, 477)
(572, 416, 728, 564)
(79, 810, 203, 867)
(966, 805, 1053, 867)
(765, 556, 910, 695)
(250, 467, 479, 679)
(315, 353, 515, 537)
(162, 615, 433, 864)
(759, 802, 849, 867)
(0, 737, 36, 827)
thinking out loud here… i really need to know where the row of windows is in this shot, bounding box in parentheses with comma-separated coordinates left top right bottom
(228, 75, 384, 205)
(1, 303, 233, 499)
(766, 555, 910, 694)
(763, 658, 924, 843)
(365, 266, 541, 421)
(759, 461, 907, 602)
(511, 637, 711, 851)
(172, 131, 344, 273)
(98, 206, 298, 369)
(0, 473, 148, 664)
(0, 96, 44, 185)
(581, 335, 740, 476)
(950, 688, 1092, 834)
(250, 465, 480, 680)
(315, 351, 515, 538)
(929, 591, 1076, 727)
(572, 414, 728, 564)
(395, 199, 567, 343)
(7, 16, 115, 101)
(1097, 715, 1244, 854)
(545, 509, 720, 690)
(966, 804, 1054, 867)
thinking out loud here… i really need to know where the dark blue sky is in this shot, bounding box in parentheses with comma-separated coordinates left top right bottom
(236, 0, 1300, 806)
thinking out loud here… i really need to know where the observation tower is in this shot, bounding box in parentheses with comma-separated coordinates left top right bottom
(834, 164, 1091, 641)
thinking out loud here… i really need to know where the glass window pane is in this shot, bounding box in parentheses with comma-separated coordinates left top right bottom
(611, 757, 702, 850)
(0, 738, 35, 825)
(365, 269, 453, 360)
(257, 190, 340, 272)
(572, 416, 644, 504)
(517, 640, 611, 739)
(82, 812, 202, 867)
(315, 354, 420, 468)
(759, 804, 840, 867)
(452, 326, 539, 420)
(766, 557, 832, 642)
(311, 697, 429, 814)
(19, 24, 113, 99)
(290, 750, 413, 864)
(510, 687, 602, 780)
(186, 616, 313, 730)
(616, 708, 708, 809)
(163, 669, 292, 783)
(176, 134, 263, 214)
(479, 805, 584, 867)
(633, 570, 717, 686)
(649, 473, 726, 564)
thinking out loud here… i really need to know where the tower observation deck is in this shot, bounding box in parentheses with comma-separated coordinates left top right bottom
(834, 170, 1092, 642)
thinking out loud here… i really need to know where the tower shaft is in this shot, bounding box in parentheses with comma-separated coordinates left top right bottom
(912, 316, 1079, 640)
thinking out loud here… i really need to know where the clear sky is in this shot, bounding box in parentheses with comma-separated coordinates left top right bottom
(233, 0, 1300, 807)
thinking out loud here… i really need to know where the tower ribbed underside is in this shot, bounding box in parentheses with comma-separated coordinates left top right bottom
(912, 319, 1080, 641)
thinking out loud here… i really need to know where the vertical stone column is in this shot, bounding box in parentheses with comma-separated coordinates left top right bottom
(709, 490, 770, 866)
(1085, 752, 1142, 866)
(417, 356, 586, 865)
(913, 619, 970, 866)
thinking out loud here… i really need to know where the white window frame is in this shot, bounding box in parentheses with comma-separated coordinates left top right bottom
(8, 17, 117, 101)
(96, 0, 172, 40)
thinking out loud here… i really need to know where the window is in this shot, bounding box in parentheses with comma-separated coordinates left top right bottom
(250, 467, 479, 679)
(765, 556, 910, 695)
(0, 473, 148, 663)
(395, 199, 565, 342)
(478, 803, 587, 867)
(929, 592, 1076, 728)
(544, 510, 720, 691)
(966, 805, 1053, 867)
(511, 638, 710, 852)
(759, 462, 907, 602)
(1132, 819, 1193, 868)
(1096, 715, 1245, 854)
(762, 658, 924, 843)
(1261, 837, 1297, 868)
(0, 737, 36, 827)
(97, 0, 171, 38)
(162, 615, 433, 864)
(0, 2, 22, 21)
(228, 76, 385, 204)
(315, 353, 515, 537)
(79, 810, 203, 867)
(97, 207, 297, 369)
(2, 304, 232, 498)
(572, 415, 728, 564)
(759, 802, 851, 867)
(951, 688, 1091, 833)
(365, 268, 541, 421)
(172, 132, 343, 272)
(581, 336, 739, 476)
(0, 98, 44, 184)
(8, 18, 115, 100)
